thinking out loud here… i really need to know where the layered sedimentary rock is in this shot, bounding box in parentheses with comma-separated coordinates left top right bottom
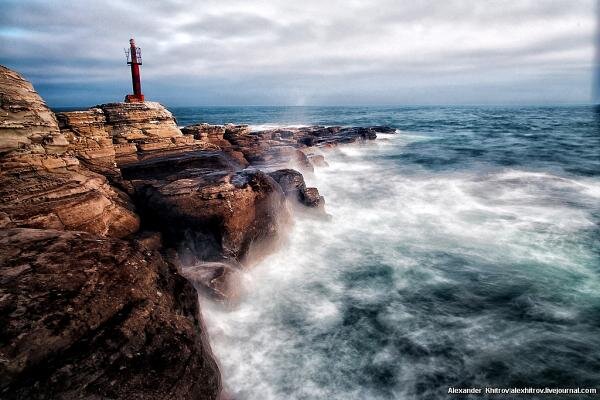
(0, 161, 139, 237)
(181, 123, 228, 148)
(0, 66, 139, 238)
(56, 103, 215, 183)
(181, 124, 248, 167)
(0, 66, 66, 155)
(102, 101, 192, 164)
(56, 108, 119, 178)
(0, 228, 220, 400)
(57, 102, 219, 167)
(0, 66, 222, 399)
(101, 101, 180, 140)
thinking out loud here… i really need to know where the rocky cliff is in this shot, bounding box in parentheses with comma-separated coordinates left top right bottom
(0, 228, 220, 400)
(56, 102, 216, 169)
(0, 66, 220, 400)
(0, 67, 65, 155)
(0, 66, 139, 238)
(0, 64, 394, 399)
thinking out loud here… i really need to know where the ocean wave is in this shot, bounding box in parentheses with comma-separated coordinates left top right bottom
(200, 108, 600, 399)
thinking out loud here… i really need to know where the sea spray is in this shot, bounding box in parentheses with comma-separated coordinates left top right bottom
(187, 106, 600, 400)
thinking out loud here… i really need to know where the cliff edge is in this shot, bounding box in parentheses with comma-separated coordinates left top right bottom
(0, 66, 221, 400)
(0, 66, 139, 238)
(0, 64, 395, 399)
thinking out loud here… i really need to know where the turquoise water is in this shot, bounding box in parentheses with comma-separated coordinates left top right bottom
(177, 106, 600, 399)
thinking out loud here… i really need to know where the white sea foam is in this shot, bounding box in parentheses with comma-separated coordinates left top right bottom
(201, 135, 600, 400)
(248, 123, 310, 131)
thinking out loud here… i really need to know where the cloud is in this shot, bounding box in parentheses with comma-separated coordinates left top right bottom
(0, 0, 595, 106)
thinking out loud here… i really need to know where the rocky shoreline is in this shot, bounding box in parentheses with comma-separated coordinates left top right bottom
(0, 65, 394, 399)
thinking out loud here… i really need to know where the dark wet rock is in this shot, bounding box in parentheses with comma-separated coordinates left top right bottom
(121, 151, 242, 181)
(302, 187, 325, 209)
(242, 125, 391, 151)
(0, 228, 221, 400)
(179, 122, 394, 174)
(343, 126, 377, 140)
(223, 124, 251, 141)
(268, 169, 325, 210)
(269, 169, 306, 196)
(132, 167, 289, 265)
(299, 136, 316, 146)
(134, 230, 163, 251)
(180, 262, 242, 303)
(369, 125, 397, 134)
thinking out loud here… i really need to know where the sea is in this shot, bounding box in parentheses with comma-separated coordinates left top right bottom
(173, 106, 600, 399)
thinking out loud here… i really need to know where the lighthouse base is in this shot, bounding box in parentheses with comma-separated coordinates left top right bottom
(124, 94, 145, 103)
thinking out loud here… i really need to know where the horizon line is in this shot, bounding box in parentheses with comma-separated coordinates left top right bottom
(50, 102, 595, 110)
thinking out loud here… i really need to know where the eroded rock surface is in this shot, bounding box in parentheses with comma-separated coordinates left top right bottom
(0, 161, 139, 237)
(0, 228, 220, 400)
(130, 164, 289, 265)
(0, 65, 65, 155)
(57, 102, 220, 168)
(181, 123, 249, 167)
(0, 66, 139, 238)
(56, 108, 119, 178)
(269, 168, 325, 210)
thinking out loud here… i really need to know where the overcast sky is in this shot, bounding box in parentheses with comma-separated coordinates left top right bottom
(0, 0, 596, 106)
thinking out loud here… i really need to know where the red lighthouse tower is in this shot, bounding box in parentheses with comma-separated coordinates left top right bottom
(124, 38, 145, 102)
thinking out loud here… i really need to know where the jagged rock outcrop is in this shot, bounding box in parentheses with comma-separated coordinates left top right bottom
(117, 145, 293, 300)
(269, 168, 325, 210)
(129, 164, 289, 265)
(181, 123, 228, 148)
(215, 123, 394, 171)
(224, 125, 386, 151)
(0, 66, 139, 238)
(0, 228, 220, 400)
(222, 125, 314, 172)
